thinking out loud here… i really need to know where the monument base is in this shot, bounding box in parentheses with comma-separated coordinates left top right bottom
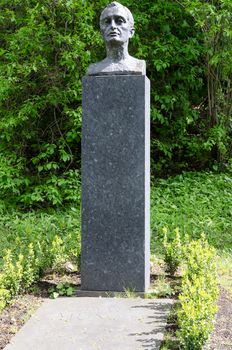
(76, 289, 147, 298)
(76, 286, 164, 299)
(81, 75, 150, 292)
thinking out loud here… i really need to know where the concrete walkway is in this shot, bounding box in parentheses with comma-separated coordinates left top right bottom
(4, 297, 173, 350)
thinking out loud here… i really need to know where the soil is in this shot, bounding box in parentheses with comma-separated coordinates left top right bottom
(0, 295, 42, 350)
(0, 276, 231, 350)
(209, 288, 232, 350)
(0, 272, 81, 350)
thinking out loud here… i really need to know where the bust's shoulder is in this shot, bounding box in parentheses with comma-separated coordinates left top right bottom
(132, 57, 145, 64)
(87, 62, 102, 76)
(87, 57, 146, 76)
(132, 58, 146, 75)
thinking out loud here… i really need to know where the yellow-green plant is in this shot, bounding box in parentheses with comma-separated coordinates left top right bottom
(0, 244, 40, 311)
(21, 243, 39, 290)
(0, 286, 10, 312)
(1, 250, 24, 298)
(177, 235, 219, 349)
(0, 210, 81, 313)
(50, 235, 67, 270)
(163, 227, 182, 275)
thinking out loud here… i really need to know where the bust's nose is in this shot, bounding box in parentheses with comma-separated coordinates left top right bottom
(110, 19, 117, 29)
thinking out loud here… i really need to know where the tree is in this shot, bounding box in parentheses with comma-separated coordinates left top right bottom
(0, 0, 231, 208)
(180, 0, 232, 167)
(0, 0, 99, 206)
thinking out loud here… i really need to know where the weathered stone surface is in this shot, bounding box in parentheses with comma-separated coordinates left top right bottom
(81, 75, 150, 292)
(5, 298, 173, 350)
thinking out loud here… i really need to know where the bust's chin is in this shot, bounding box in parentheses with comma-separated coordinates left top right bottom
(87, 57, 146, 76)
(105, 37, 126, 45)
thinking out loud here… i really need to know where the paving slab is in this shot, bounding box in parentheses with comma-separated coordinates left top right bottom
(4, 297, 173, 350)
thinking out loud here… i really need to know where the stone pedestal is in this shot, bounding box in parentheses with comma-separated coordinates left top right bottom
(81, 75, 150, 292)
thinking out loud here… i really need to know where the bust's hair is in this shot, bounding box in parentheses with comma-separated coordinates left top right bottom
(100, 2, 134, 29)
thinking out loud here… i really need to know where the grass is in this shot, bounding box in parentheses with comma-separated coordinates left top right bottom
(0, 170, 231, 350)
(0, 207, 81, 270)
(0, 170, 231, 296)
(151, 171, 232, 252)
(216, 252, 232, 295)
(151, 171, 232, 294)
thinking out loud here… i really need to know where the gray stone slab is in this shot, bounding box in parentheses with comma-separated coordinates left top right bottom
(82, 75, 150, 292)
(4, 297, 173, 350)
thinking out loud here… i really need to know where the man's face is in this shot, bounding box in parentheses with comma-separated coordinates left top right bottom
(100, 7, 134, 44)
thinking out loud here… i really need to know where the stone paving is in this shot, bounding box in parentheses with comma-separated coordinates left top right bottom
(4, 297, 173, 350)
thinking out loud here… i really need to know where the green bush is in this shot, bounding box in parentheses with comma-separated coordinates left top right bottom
(0, 208, 81, 312)
(0, 287, 10, 312)
(177, 235, 219, 349)
(50, 235, 67, 270)
(0, 245, 40, 306)
(0, 209, 81, 267)
(0, 1, 231, 207)
(0, 250, 24, 298)
(0, 0, 93, 207)
(163, 227, 183, 275)
(21, 243, 40, 290)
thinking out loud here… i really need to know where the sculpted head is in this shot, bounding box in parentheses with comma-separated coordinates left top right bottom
(100, 2, 135, 45)
(87, 2, 145, 75)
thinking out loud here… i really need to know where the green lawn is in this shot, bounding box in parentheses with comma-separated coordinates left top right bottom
(151, 171, 232, 294)
(0, 171, 231, 295)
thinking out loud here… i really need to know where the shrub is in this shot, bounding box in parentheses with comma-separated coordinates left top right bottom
(0, 287, 10, 312)
(0, 0, 95, 207)
(21, 243, 39, 290)
(1, 250, 24, 298)
(0, 245, 39, 305)
(0, 235, 77, 311)
(182, 234, 218, 285)
(50, 235, 67, 270)
(177, 235, 219, 349)
(163, 227, 182, 275)
(0, 209, 81, 312)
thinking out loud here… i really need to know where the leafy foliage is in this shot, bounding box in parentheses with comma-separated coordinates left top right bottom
(0, 1, 231, 206)
(161, 230, 219, 349)
(48, 282, 76, 299)
(94, 0, 207, 174)
(0, 208, 80, 311)
(0, 0, 94, 207)
(161, 231, 219, 349)
(0, 171, 229, 319)
(182, 0, 232, 165)
(163, 227, 182, 275)
(151, 171, 232, 252)
(177, 235, 219, 349)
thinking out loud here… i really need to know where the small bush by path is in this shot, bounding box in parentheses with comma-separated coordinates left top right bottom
(161, 231, 219, 349)
(0, 208, 81, 311)
(177, 235, 219, 349)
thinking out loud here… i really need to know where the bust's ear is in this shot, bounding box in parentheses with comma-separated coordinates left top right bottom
(129, 28, 135, 38)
